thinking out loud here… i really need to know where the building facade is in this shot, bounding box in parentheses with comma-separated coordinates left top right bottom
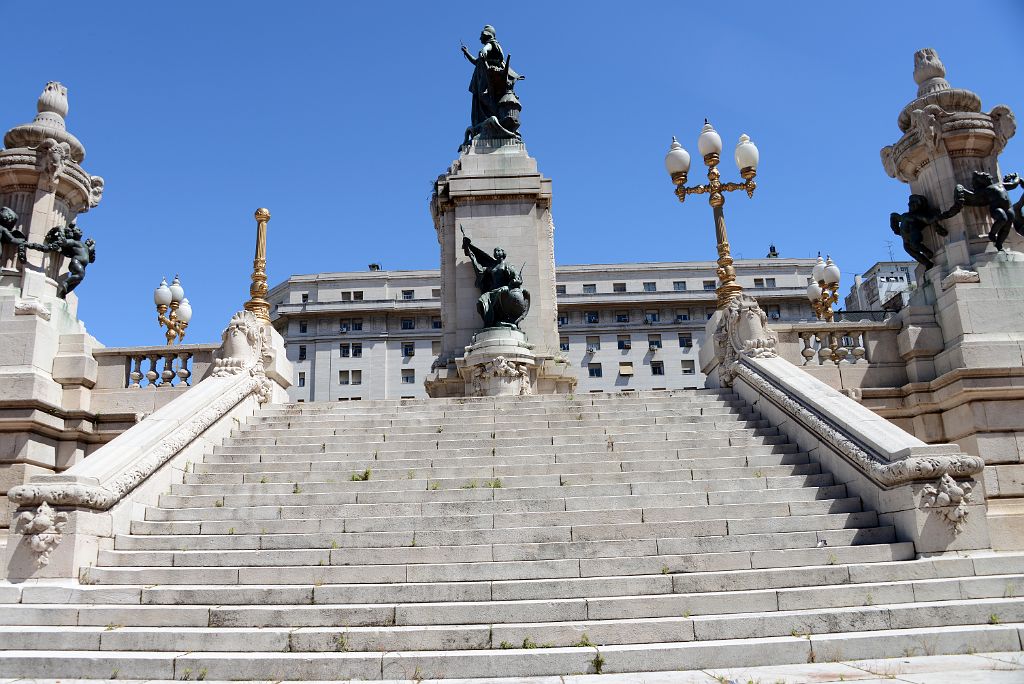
(844, 261, 917, 311)
(269, 258, 817, 401)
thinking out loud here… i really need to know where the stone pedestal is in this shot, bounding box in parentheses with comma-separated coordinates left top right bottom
(425, 138, 575, 397)
(880, 49, 1024, 549)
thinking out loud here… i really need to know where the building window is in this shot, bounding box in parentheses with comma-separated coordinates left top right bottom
(754, 278, 765, 288)
(705, 309, 714, 320)
(703, 280, 716, 291)
(651, 361, 665, 376)
(583, 283, 597, 294)
(401, 369, 415, 384)
(299, 320, 308, 334)
(645, 310, 660, 324)
(338, 370, 350, 385)
(619, 362, 634, 376)
(301, 293, 309, 303)
(558, 313, 569, 326)
(402, 342, 415, 357)
(352, 343, 362, 358)
(353, 291, 363, 301)
(341, 292, 352, 302)
(401, 318, 415, 330)
(585, 311, 599, 324)
(643, 282, 657, 292)
(676, 309, 690, 322)
(586, 336, 601, 351)
(352, 318, 363, 331)
(682, 360, 696, 375)
(432, 317, 442, 329)
(560, 337, 570, 352)
(340, 343, 350, 357)
(432, 340, 441, 355)
(673, 281, 687, 291)
(767, 305, 781, 320)
(352, 370, 362, 385)
(615, 311, 629, 323)
(340, 319, 350, 332)
(648, 334, 662, 349)
(402, 289, 414, 300)
(588, 363, 602, 378)
(298, 345, 307, 361)
(431, 288, 441, 298)
(766, 278, 776, 288)
(556, 285, 566, 295)
(617, 334, 632, 350)
(297, 372, 305, 387)
(613, 282, 626, 293)
(678, 333, 693, 348)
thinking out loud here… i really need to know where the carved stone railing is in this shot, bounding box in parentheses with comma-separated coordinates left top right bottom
(701, 294, 990, 555)
(94, 344, 218, 389)
(2, 311, 291, 581)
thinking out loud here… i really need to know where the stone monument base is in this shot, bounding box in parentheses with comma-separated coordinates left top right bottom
(425, 327, 576, 398)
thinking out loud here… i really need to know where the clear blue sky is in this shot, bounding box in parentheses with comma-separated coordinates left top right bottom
(2, 2, 1022, 346)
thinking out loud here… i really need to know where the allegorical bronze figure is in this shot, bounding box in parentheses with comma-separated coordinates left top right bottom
(0, 207, 28, 262)
(461, 226, 530, 330)
(460, 25, 525, 144)
(22, 221, 96, 298)
(953, 171, 1021, 251)
(890, 194, 961, 268)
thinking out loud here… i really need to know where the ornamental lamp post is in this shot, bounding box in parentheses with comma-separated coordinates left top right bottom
(665, 120, 759, 309)
(806, 254, 841, 321)
(154, 275, 192, 344)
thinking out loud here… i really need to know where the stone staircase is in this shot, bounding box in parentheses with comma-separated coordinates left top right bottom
(1, 389, 1022, 680)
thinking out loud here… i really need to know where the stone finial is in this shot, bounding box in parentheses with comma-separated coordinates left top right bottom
(4, 82, 86, 162)
(913, 48, 950, 97)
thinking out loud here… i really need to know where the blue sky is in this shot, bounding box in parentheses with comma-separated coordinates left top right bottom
(2, 2, 1022, 346)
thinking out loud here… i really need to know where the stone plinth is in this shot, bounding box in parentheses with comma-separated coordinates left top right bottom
(426, 138, 575, 397)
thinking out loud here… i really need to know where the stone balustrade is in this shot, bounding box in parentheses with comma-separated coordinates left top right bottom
(93, 344, 218, 390)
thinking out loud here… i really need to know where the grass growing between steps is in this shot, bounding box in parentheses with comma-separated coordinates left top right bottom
(350, 468, 372, 481)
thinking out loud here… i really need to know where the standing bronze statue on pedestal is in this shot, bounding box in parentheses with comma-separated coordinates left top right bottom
(460, 24, 525, 144)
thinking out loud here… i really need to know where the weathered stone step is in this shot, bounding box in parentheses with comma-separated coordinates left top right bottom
(81, 542, 912, 585)
(3, 597, 1023, 654)
(0, 623, 1019, 679)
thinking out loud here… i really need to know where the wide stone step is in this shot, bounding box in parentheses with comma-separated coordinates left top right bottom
(81, 542, 913, 585)
(3, 597, 1023, 654)
(0, 624, 1019, 679)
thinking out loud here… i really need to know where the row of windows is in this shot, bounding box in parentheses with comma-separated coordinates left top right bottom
(560, 333, 693, 352)
(559, 304, 782, 326)
(297, 317, 441, 334)
(296, 369, 412, 388)
(299, 288, 443, 304)
(296, 341, 442, 361)
(586, 360, 695, 377)
(556, 280, 716, 295)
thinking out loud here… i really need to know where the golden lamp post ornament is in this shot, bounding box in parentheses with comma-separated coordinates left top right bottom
(153, 275, 193, 344)
(664, 120, 760, 309)
(244, 208, 272, 323)
(806, 254, 842, 321)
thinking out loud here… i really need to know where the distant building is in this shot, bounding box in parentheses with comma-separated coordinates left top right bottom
(268, 259, 817, 401)
(844, 261, 916, 312)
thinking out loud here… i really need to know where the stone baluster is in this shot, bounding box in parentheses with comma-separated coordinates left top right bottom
(161, 351, 177, 386)
(145, 354, 160, 387)
(799, 332, 816, 366)
(176, 351, 192, 386)
(128, 355, 144, 388)
(851, 330, 867, 363)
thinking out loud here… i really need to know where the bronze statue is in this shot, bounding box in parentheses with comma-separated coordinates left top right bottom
(0, 207, 28, 261)
(22, 221, 96, 298)
(460, 25, 525, 143)
(1003, 173, 1024, 238)
(953, 171, 1020, 251)
(461, 226, 530, 330)
(890, 194, 961, 268)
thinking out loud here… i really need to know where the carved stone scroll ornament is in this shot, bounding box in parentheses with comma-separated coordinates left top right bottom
(35, 138, 71, 192)
(921, 473, 973, 534)
(14, 502, 69, 567)
(88, 175, 105, 208)
(212, 310, 274, 403)
(731, 362, 984, 490)
(712, 294, 779, 387)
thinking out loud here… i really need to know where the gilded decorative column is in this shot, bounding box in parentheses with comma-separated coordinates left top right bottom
(244, 208, 271, 322)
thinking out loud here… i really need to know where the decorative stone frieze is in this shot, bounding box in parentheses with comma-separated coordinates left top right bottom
(921, 473, 974, 534)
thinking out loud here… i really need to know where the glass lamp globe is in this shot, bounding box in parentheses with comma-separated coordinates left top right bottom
(807, 281, 823, 301)
(811, 255, 826, 283)
(177, 298, 193, 324)
(697, 120, 723, 157)
(735, 134, 759, 171)
(664, 137, 691, 179)
(823, 256, 841, 285)
(154, 278, 172, 306)
(168, 275, 185, 303)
